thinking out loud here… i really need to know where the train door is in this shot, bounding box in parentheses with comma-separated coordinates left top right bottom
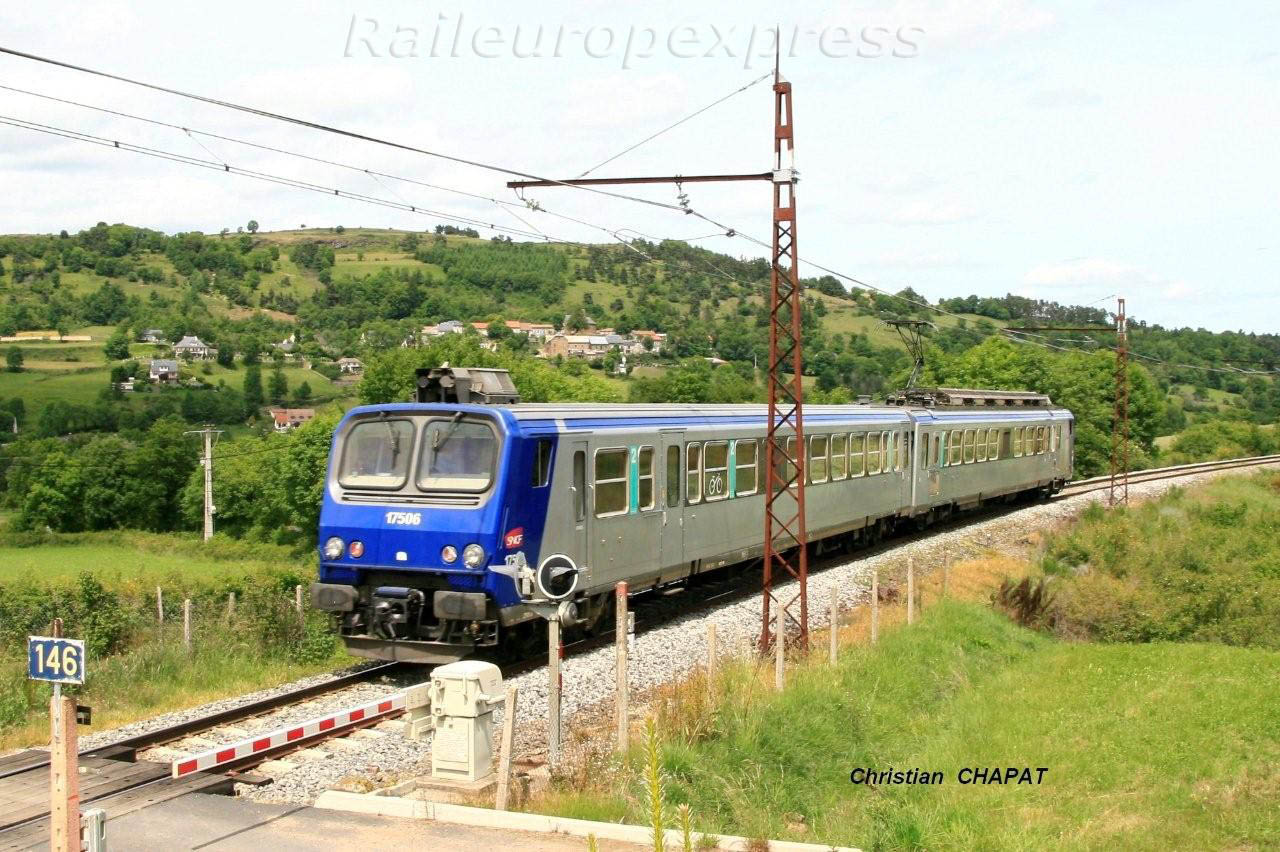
(568, 440, 589, 576)
(659, 431, 685, 573)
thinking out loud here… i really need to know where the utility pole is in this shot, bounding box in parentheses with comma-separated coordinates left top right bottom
(184, 426, 223, 541)
(508, 60, 809, 652)
(1111, 298, 1129, 507)
(1003, 295, 1131, 507)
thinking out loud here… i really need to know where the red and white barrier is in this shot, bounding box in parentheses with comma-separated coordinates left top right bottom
(171, 692, 408, 777)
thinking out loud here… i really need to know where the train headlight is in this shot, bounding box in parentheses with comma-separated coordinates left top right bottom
(463, 544, 486, 568)
(348, 540, 365, 558)
(441, 545, 458, 564)
(322, 536, 344, 560)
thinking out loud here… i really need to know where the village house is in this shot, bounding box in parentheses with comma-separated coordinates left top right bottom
(336, 357, 364, 374)
(172, 335, 216, 360)
(149, 359, 179, 383)
(140, 328, 166, 343)
(269, 407, 317, 432)
(542, 333, 612, 359)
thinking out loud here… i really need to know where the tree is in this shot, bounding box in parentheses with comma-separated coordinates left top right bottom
(269, 364, 288, 402)
(243, 364, 264, 415)
(295, 380, 312, 403)
(247, 220, 259, 234)
(103, 329, 131, 361)
(5, 347, 22, 372)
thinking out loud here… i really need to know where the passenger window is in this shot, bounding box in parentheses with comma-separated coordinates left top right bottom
(784, 436, 798, 484)
(830, 434, 848, 480)
(735, 440, 758, 495)
(703, 441, 729, 500)
(1051, 426, 1060, 452)
(573, 450, 586, 522)
(919, 433, 928, 469)
(884, 432, 894, 472)
(932, 434, 941, 467)
(977, 430, 987, 462)
(949, 430, 962, 466)
(686, 443, 702, 504)
(665, 445, 680, 507)
(810, 435, 829, 483)
(1040, 426, 1049, 454)
(1014, 427, 1024, 457)
(897, 432, 907, 472)
(850, 433, 866, 476)
(867, 433, 882, 474)
(637, 447, 655, 511)
(963, 430, 975, 464)
(988, 428, 999, 460)
(594, 449, 629, 517)
(531, 439, 553, 487)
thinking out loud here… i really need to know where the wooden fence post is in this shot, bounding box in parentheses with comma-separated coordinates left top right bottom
(615, 582, 628, 752)
(829, 586, 839, 665)
(182, 599, 192, 651)
(156, 586, 164, 631)
(495, 685, 519, 811)
(871, 569, 879, 644)
(49, 617, 79, 852)
(907, 557, 915, 625)
(294, 585, 303, 620)
(226, 591, 236, 621)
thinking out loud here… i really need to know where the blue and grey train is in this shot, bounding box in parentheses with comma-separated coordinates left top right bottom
(310, 369, 1073, 662)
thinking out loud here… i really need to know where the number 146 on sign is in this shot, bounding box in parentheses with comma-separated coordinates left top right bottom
(28, 637, 86, 685)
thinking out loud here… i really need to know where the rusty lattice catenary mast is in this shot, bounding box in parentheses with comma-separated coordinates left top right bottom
(508, 68, 810, 652)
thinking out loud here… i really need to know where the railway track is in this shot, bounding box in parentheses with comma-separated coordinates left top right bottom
(1059, 453, 1280, 499)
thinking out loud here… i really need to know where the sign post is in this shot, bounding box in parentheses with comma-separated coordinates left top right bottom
(29, 621, 86, 852)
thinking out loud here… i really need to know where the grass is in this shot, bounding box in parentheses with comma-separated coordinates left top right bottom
(534, 477, 1280, 849)
(0, 529, 308, 584)
(539, 601, 1280, 850)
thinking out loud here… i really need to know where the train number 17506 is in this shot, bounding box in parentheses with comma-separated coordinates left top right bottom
(384, 511, 423, 526)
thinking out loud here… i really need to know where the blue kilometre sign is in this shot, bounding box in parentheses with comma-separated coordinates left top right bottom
(27, 636, 86, 685)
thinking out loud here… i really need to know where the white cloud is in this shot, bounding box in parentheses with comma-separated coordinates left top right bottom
(1022, 257, 1199, 302)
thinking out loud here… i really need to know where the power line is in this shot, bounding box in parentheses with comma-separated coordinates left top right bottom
(0, 45, 686, 214)
(0, 114, 558, 243)
(577, 71, 772, 177)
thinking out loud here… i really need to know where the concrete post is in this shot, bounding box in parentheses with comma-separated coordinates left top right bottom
(495, 685, 519, 811)
(706, 620, 717, 700)
(871, 569, 879, 644)
(907, 557, 915, 625)
(829, 585, 839, 665)
(615, 582, 628, 752)
(182, 599, 191, 651)
(548, 617, 562, 765)
(156, 586, 163, 631)
(774, 610, 784, 691)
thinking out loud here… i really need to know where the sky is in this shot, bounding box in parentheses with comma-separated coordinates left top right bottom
(0, 1, 1276, 333)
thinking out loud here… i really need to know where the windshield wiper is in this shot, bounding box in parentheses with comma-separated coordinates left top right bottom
(432, 412, 466, 454)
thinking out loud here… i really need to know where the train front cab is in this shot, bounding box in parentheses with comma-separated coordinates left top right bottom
(310, 404, 536, 663)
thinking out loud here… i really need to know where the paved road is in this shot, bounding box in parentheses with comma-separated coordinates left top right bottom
(101, 793, 645, 851)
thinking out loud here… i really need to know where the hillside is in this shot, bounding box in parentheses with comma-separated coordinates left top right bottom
(1, 222, 1276, 459)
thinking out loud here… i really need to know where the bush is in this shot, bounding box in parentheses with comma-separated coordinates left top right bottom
(1044, 473, 1280, 648)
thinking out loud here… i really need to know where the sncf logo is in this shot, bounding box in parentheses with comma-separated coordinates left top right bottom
(504, 527, 524, 549)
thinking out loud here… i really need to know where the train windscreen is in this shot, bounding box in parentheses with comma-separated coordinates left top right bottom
(418, 419, 498, 492)
(338, 419, 414, 489)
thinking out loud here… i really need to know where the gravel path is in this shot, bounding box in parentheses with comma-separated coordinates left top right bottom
(70, 463, 1278, 805)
